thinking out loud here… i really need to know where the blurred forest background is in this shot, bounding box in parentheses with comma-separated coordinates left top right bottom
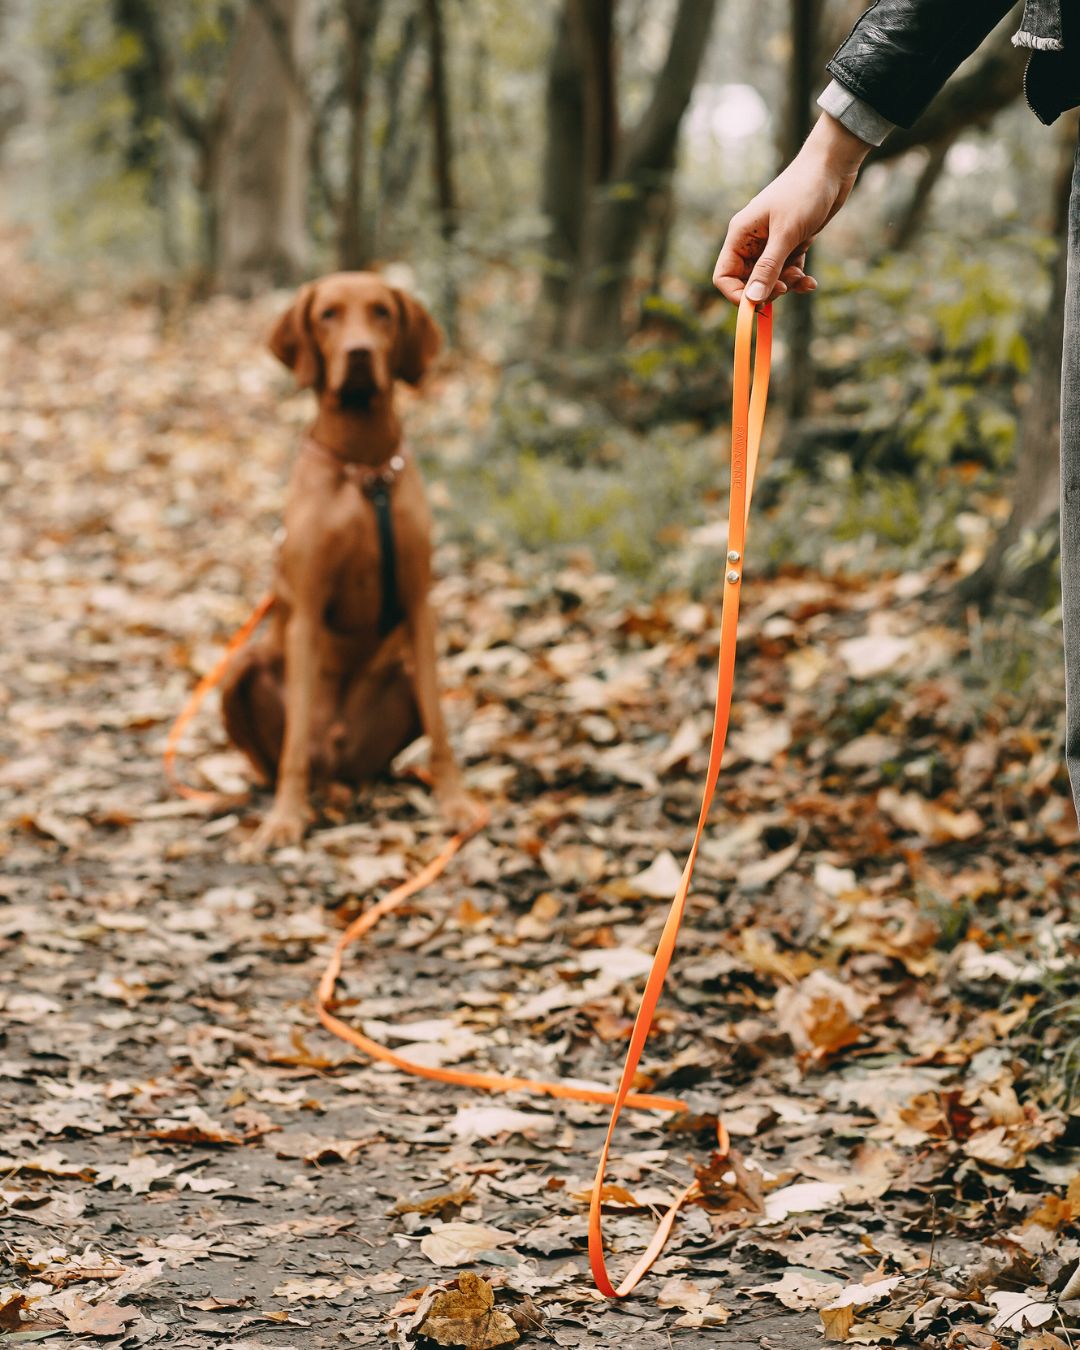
(1, 0, 1076, 613)
(4, 6, 1080, 1342)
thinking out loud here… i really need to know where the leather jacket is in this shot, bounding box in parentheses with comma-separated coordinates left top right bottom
(827, 0, 1079, 128)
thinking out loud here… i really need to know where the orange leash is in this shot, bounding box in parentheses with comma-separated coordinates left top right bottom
(314, 809, 686, 1113)
(587, 296, 771, 1296)
(165, 298, 772, 1296)
(163, 593, 274, 801)
(310, 298, 772, 1296)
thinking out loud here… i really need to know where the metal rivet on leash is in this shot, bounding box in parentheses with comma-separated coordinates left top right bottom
(727, 569, 741, 584)
(727, 550, 741, 562)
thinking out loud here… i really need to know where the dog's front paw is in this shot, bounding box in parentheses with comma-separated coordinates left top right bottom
(435, 785, 487, 837)
(242, 805, 310, 857)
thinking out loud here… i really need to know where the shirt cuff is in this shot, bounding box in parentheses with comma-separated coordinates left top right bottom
(816, 78, 896, 148)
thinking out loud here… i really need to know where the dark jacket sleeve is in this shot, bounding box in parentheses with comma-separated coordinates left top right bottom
(826, 0, 1017, 128)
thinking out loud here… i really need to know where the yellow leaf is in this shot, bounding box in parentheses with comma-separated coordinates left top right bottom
(821, 1303, 854, 1341)
(418, 1272, 519, 1349)
(390, 1186, 474, 1217)
(571, 1183, 639, 1207)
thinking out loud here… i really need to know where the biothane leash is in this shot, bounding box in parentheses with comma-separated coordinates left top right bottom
(163, 593, 274, 803)
(163, 295, 773, 1297)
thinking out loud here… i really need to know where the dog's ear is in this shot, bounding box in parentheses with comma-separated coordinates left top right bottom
(392, 290, 442, 386)
(269, 283, 321, 389)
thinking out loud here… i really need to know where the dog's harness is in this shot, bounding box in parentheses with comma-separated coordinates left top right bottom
(303, 436, 407, 637)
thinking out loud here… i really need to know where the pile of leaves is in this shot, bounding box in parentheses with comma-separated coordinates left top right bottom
(0, 235, 1078, 1348)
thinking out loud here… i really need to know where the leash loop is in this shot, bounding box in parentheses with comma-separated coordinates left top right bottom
(587, 296, 772, 1298)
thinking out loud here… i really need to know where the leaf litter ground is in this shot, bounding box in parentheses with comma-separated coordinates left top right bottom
(1, 245, 1079, 1348)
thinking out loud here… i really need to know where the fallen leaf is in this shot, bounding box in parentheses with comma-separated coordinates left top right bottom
(774, 970, 869, 1063)
(421, 1223, 517, 1268)
(570, 1183, 640, 1207)
(823, 1275, 905, 1309)
(988, 1290, 1055, 1332)
(418, 1272, 518, 1348)
(878, 787, 983, 842)
(753, 1266, 845, 1310)
(740, 834, 803, 888)
(449, 1106, 554, 1143)
(62, 1297, 136, 1337)
(838, 633, 914, 679)
(272, 1132, 377, 1163)
(0, 1294, 30, 1331)
(656, 1276, 714, 1311)
(764, 1181, 846, 1223)
(820, 1303, 854, 1341)
(390, 1186, 474, 1217)
(620, 850, 683, 899)
(271, 1277, 345, 1302)
(93, 1156, 176, 1194)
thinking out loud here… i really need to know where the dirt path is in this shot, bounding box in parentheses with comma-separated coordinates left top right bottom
(2, 259, 1078, 1348)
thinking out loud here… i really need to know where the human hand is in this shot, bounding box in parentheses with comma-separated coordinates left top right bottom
(713, 113, 872, 306)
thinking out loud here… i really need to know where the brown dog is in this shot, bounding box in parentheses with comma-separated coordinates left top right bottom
(221, 272, 480, 852)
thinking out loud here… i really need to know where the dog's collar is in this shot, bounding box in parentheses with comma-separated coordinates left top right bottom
(302, 435, 408, 498)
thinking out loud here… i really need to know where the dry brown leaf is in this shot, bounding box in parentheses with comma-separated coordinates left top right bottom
(0, 1293, 30, 1332)
(420, 1223, 516, 1268)
(570, 1182, 639, 1207)
(820, 1303, 855, 1341)
(618, 849, 683, 899)
(63, 1296, 136, 1337)
(390, 1186, 474, 1217)
(878, 787, 982, 842)
(271, 1276, 345, 1301)
(272, 1132, 378, 1164)
(656, 1276, 714, 1311)
(740, 931, 814, 984)
(774, 970, 869, 1064)
(740, 835, 803, 888)
(418, 1272, 518, 1348)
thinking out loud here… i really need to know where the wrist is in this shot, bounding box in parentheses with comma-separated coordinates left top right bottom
(804, 111, 872, 177)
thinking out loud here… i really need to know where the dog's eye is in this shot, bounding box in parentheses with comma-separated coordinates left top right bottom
(372, 303, 392, 321)
(320, 305, 338, 321)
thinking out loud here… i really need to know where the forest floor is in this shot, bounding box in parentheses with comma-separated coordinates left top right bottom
(2, 243, 1080, 1350)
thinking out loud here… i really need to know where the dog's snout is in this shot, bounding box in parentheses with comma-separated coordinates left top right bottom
(345, 344, 374, 367)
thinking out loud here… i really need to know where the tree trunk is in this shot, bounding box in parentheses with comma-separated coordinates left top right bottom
(886, 136, 955, 251)
(215, 0, 313, 292)
(574, 0, 617, 189)
(957, 112, 1078, 607)
(339, 0, 384, 271)
(781, 0, 821, 421)
(539, 0, 611, 340)
(425, 0, 457, 244)
(424, 0, 460, 339)
(566, 0, 719, 348)
(111, 0, 178, 265)
(376, 8, 423, 248)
